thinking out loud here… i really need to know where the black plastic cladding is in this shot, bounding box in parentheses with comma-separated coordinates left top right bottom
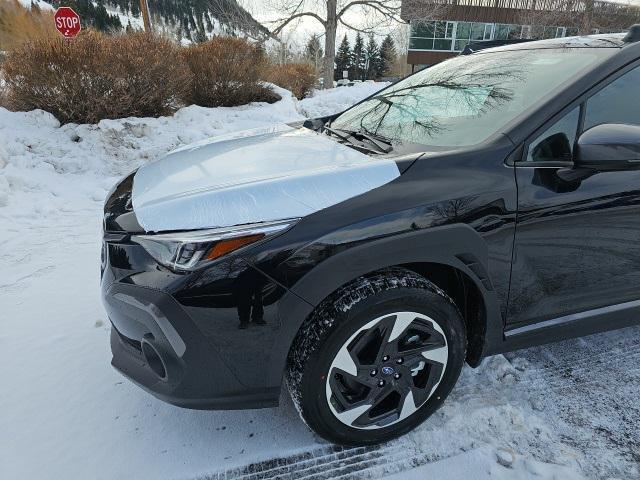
(102, 36, 640, 409)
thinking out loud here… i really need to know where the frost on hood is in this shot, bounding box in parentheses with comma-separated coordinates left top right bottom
(131, 124, 400, 232)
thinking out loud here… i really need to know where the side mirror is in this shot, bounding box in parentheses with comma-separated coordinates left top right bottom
(574, 123, 640, 171)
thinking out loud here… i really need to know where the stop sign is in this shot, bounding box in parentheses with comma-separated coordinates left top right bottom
(54, 7, 81, 38)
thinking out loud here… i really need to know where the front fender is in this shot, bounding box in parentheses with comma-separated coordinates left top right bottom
(265, 223, 504, 386)
(291, 223, 494, 306)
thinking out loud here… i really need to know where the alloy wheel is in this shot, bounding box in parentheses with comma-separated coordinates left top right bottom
(325, 311, 448, 430)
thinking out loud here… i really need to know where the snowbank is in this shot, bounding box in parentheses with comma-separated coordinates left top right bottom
(1, 85, 303, 178)
(298, 81, 390, 118)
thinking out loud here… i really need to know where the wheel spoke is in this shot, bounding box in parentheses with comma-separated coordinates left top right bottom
(388, 312, 416, 342)
(394, 341, 440, 358)
(422, 345, 448, 366)
(398, 389, 418, 421)
(374, 315, 398, 363)
(347, 315, 396, 368)
(334, 403, 374, 426)
(327, 369, 373, 410)
(352, 385, 404, 428)
(332, 347, 358, 376)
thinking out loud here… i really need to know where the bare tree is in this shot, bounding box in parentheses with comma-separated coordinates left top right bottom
(269, 1, 406, 88)
(139, 0, 152, 32)
(515, 0, 638, 35)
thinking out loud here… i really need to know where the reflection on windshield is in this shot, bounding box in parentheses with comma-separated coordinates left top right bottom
(331, 49, 612, 148)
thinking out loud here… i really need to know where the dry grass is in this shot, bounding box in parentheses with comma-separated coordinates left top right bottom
(2, 31, 190, 124)
(0, 0, 57, 51)
(182, 36, 279, 108)
(265, 63, 317, 99)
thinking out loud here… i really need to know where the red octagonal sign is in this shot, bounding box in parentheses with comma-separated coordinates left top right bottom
(54, 7, 81, 38)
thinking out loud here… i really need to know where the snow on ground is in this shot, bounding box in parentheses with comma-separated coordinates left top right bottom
(1, 82, 639, 480)
(297, 82, 389, 118)
(383, 445, 586, 480)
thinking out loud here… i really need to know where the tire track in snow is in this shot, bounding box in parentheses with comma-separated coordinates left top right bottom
(200, 441, 477, 480)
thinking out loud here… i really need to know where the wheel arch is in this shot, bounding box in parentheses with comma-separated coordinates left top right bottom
(400, 261, 487, 366)
(273, 224, 504, 388)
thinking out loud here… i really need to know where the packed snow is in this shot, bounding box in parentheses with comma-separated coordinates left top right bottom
(1, 82, 639, 480)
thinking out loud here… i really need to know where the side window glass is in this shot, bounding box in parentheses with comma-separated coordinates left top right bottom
(584, 66, 640, 130)
(526, 107, 580, 162)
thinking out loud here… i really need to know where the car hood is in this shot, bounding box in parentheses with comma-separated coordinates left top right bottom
(131, 124, 401, 232)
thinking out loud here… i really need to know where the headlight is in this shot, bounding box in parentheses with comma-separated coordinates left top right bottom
(132, 219, 297, 271)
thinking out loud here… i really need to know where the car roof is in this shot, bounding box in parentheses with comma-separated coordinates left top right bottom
(476, 33, 628, 54)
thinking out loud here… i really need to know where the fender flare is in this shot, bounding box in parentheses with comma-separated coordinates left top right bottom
(271, 224, 504, 385)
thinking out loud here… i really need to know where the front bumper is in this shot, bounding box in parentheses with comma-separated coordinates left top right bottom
(99, 223, 319, 410)
(104, 281, 281, 409)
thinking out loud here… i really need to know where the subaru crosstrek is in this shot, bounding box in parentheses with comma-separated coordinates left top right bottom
(102, 30, 640, 445)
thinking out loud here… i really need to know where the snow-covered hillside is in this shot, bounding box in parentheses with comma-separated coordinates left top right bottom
(27, 0, 271, 42)
(17, 0, 53, 11)
(1, 83, 639, 480)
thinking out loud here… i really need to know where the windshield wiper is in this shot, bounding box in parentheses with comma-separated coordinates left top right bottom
(350, 130, 393, 153)
(323, 126, 353, 142)
(322, 126, 381, 155)
(323, 126, 393, 154)
(371, 95, 394, 106)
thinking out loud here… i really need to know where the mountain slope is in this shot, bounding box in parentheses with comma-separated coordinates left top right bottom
(44, 0, 269, 41)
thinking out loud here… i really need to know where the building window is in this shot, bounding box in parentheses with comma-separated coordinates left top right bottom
(409, 20, 588, 55)
(494, 24, 521, 40)
(410, 21, 456, 51)
(409, 37, 435, 50)
(410, 20, 497, 52)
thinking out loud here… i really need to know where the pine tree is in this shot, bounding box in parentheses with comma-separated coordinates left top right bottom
(351, 32, 365, 81)
(364, 34, 381, 80)
(379, 34, 396, 78)
(334, 34, 351, 81)
(193, 26, 207, 43)
(130, 0, 140, 17)
(305, 34, 324, 70)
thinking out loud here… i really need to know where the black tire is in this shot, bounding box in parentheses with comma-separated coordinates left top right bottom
(286, 267, 466, 446)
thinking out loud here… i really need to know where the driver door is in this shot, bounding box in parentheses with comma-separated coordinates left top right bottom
(507, 62, 640, 328)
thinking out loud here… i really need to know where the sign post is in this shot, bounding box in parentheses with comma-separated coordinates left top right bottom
(54, 7, 81, 39)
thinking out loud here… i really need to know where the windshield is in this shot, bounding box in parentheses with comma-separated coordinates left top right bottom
(331, 48, 615, 148)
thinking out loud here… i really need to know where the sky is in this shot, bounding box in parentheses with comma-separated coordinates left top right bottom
(240, 0, 640, 48)
(240, 0, 407, 47)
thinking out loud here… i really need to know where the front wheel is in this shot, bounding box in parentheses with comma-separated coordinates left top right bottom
(286, 268, 466, 445)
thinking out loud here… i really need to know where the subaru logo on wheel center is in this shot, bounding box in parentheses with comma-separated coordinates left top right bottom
(381, 366, 395, 376)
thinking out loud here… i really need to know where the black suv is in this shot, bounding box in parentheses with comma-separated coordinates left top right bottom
(102, 31, 640, 445)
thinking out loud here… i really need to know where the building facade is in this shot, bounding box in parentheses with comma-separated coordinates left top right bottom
(402, 0, 640, 69)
